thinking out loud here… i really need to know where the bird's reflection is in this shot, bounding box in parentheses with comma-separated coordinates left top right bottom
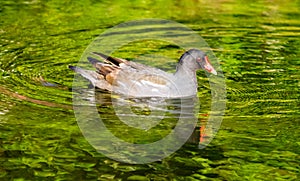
(95, 89, 203, 144)
(73, 87, 209, 147)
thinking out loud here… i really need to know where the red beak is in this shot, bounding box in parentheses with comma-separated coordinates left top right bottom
(204, 56, 217, 75)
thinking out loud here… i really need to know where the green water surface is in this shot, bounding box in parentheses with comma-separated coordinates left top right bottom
(0, 0, 299, 180)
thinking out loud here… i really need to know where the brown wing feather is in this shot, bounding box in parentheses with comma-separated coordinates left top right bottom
(92, 52, 155, 71)
(140, 75, 167, 85)
(92, 52, 128, 66)
(87, 56, 121, 85)
(89, 52, 167, 87)
(106, 69, 120, 85)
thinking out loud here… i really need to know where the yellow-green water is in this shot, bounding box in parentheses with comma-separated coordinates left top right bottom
(0, 0, 299, 180)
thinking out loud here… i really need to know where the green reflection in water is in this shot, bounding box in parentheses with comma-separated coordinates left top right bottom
(0, 0, 299, 180)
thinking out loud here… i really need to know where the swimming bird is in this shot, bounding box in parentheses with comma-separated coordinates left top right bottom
(69, 49, 217, 98)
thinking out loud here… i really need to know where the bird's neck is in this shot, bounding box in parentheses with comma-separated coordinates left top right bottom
(174, 65, 198, 84)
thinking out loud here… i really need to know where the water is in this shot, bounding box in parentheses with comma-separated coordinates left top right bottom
(1, 0, 299, 180)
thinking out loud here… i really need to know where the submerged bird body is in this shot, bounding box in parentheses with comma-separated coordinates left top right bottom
(69, 49, 217, 98)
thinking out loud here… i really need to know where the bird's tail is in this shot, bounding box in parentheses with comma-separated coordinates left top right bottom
(69, 65, 98, 86)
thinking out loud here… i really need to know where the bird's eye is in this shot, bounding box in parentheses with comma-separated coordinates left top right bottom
(196, 57, 202, 62)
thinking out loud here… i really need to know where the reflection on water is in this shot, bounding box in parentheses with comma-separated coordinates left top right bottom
(0, 0, 299, 180)
(73, 87, 202, 163)
(112, 96, 182, 131)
